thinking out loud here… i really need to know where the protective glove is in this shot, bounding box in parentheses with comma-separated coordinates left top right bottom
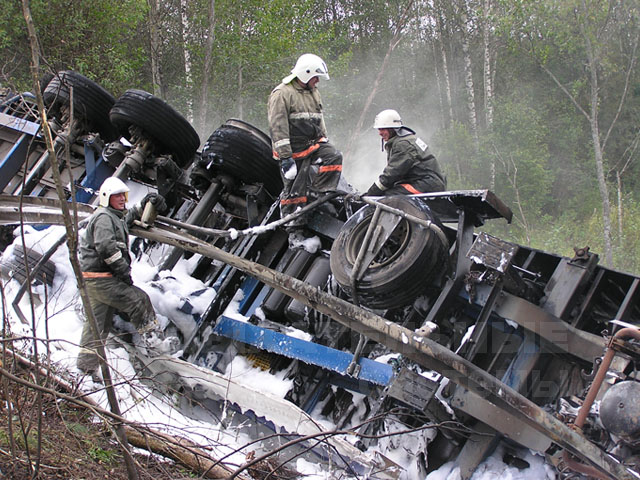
(280, 157, 297, 181)
(364, 184, 384, 196)
(141, 193, 168, 214)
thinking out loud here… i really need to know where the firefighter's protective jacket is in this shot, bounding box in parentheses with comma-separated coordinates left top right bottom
(268, 80, 327, 159)
(80, 205, 140, 279)
(375, 127, 446, 193)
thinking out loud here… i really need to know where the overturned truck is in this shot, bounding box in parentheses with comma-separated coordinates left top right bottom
(2, 72, 640, 479)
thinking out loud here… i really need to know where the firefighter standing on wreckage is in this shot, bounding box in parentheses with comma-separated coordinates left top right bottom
(268, 54, 343, 235)
(76, 176, 166, 380)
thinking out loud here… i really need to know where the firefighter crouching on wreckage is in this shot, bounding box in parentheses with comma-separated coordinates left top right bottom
(268, 54, 343, 237)
(365, 109, 446, 196)
(76, 176, 166, 380)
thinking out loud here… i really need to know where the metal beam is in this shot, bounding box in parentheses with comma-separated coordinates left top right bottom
(134, 222, 631, 480)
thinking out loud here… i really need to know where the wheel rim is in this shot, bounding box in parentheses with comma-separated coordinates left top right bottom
(345, 213, 411, 269)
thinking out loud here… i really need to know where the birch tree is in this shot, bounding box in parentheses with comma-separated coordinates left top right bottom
(180, 0, 194, 121)
(434, 0, 454, 128)
(148, 0, 164, 98)
(482, 0, 495, 188)
(197, 0, 216, 132)
(458, 0, 479, 150)
(504, 0, 640, 267)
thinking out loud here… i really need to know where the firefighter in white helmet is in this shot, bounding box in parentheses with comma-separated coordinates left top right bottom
(268, 54, 343, 234)
(365, 109, 446, 196)
(76, 176, 167, 381)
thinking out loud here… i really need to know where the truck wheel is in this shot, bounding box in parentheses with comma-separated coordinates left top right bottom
(43, 70, 119, 142)
(109, 89, 200, 168)
(330, 196, 448, 310)
(201, 119, 283, 197)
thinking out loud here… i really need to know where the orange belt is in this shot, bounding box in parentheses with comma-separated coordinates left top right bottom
(82, 271, 113, 278)
(280, 196, 308, 205)
(319, 165, 342, 173)
(274, 137, 328, 160)
(400, 183, 422, 194)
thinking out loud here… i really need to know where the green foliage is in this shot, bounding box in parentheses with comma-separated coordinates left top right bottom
(484, 92, 554, 218)
(0, 425, 39, 451)
(1, 0, 148, 94)
(432, 122, 478, 189)
(4, 0, 640, 271)
(88, 446, 119, 464)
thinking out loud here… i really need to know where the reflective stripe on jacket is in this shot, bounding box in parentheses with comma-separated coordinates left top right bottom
(375, 128, 446, 192)
(268, 80, 328, 159)
(79, 205, 140, 278)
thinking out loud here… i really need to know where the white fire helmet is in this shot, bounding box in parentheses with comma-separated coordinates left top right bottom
(98, 177, 129, 207)
(288, 54, 330, 84)
(373, 109, 403, 129)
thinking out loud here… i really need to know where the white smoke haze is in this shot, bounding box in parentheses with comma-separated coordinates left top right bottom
(313, 52, 444, 193)
(341, 130, 388, 192)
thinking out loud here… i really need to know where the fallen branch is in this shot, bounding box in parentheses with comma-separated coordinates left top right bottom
(124, 427, 238, 479)
(0, 346, 249, 479)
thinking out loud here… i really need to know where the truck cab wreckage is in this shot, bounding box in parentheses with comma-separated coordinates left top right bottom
(2, 72, 640, 479)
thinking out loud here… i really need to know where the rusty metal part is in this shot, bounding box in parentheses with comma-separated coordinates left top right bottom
(563, 327, 640, 479)
(572, 246, 590, 262)
(574, 328, 640, 429)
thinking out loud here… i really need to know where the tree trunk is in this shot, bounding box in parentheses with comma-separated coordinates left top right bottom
(459, 0, 479, 150)
(583, 25, 613, 266)
(148, 0, 164, 99)
(617, 171, 623, 239)
(435, 0, 454, 128)
(198, 0, 216, 134)
(589, 93, 613, 266)
(124, 427, 242, 479)
(483, 0, 495, 189)
(431, 42, 446, 130)
(180, 0, 193, 122)
(238, 63, 243, 119)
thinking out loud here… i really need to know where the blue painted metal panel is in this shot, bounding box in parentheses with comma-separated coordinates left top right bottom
(214, 315, 394, 386)
(77, 157, 112, 202)
(0, 111, 40, 136)
(0, 133, 29, 191)
(76, 138, 114, 202)
(238, 276, 262, 315)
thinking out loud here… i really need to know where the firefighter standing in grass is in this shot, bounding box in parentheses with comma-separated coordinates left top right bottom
(268, 54, 343, 233)
(76, 176, 166, 380)
(365, 109, 446, 196)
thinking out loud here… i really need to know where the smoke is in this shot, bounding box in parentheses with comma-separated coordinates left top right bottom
(317, 49, 443, 193)
(340, 130, 387, 192)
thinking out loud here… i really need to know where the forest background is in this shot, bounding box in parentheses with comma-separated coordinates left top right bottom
(2, 0, 639, 273)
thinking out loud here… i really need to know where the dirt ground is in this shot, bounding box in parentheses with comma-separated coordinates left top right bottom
(0, 361, 193, 480)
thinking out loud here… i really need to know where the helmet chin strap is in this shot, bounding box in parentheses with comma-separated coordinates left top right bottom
(381, 138, 385, 151)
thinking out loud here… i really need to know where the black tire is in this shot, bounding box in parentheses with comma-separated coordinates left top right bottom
(43, 70, 118, 142)
(109, 89, 200, 168)
(201, 119, 283, 197)
(0, 245, 56, 286)
(330, 196, 448, 310)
